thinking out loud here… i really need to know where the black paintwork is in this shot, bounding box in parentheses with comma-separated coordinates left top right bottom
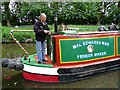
(58, 60, 120, 82)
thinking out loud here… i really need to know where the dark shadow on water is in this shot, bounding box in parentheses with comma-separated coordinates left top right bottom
(2, 67, 119, 88)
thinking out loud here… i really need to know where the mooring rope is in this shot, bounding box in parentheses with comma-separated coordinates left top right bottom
(10, 30, 34, 56)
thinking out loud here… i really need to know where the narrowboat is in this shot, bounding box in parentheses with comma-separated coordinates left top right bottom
(21, 30, 120, 83)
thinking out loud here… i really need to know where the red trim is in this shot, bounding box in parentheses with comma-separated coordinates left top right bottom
(52, 33, 119, 39)
(55, 38, 61, 66)
(115, 36, 117, 56)
(22, 71, 59, 82)
(117, 35, 120, 56)
(55, 56, 118, 67)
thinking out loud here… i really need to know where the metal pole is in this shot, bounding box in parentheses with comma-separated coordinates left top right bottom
(12, 30, 34, 32)
(10, 30, 33, 56)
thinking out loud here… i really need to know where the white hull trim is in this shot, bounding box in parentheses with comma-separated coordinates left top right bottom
(23, 64, 59, 75)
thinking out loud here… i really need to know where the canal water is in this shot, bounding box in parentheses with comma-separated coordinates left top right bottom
(2, 43, 120, 88)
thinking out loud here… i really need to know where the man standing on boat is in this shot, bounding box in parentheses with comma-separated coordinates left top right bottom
(34, 13, 51, 64)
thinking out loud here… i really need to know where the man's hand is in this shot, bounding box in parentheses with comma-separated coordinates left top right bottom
(48, 31, 51, 35)
(44, 30, 49, 34)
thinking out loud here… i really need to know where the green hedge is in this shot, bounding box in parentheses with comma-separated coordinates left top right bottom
(2, 27, 35, 42)
(2, 25, 115, 43)
(2, 25, 54, 43)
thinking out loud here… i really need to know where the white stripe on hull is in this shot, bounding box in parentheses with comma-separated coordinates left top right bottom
(23, 64, 59, 75)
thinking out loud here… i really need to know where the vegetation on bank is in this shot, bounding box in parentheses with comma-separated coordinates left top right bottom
(2, 25, 118, 43)
(2, 25, 54, 43)
(0, 23, 2, 43)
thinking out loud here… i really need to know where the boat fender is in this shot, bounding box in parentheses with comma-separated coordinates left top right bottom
(15, 63, 24, 71)
(98, 26, 108, 31)
(8, 61, 16, 69)
(108, 24, 118, 31)
(1, 58, 9, 67)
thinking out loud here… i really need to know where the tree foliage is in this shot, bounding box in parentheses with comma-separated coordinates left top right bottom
(2, 1, 120, 26)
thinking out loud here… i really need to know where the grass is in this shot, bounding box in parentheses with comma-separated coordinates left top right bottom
(2, 25, 55, 42)
(2, 25, 118, 43)
(2, 27, 35, 42)
(68, 25, 112, 31)
(0, 23, 2, 43)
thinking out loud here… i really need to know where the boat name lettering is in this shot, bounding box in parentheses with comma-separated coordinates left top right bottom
(73, 41, 109, 49)
(77, 51, 106, 59)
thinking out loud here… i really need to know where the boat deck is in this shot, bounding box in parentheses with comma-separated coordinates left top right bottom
(21, 54, 120, 69)
(34, 54, 56, 67)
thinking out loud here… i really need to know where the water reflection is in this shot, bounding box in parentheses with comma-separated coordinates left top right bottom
(2, 43, 119, 88)
(2, 43, 36, 59)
